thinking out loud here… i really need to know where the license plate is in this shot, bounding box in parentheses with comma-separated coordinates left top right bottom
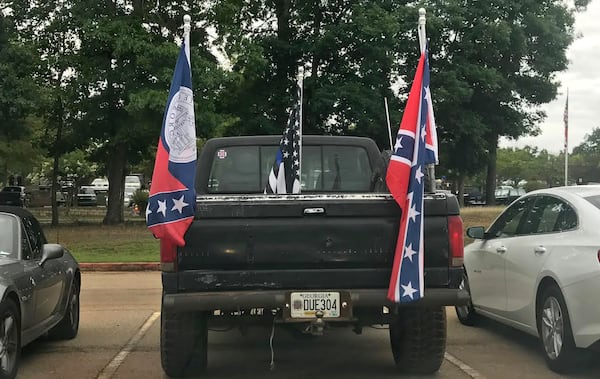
(290, 292, 340, 318)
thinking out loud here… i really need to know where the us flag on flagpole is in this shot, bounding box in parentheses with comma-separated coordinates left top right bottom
(146, 40, 197, 247)
(386, 48, 438, 303)
(264, 82, 302, 194)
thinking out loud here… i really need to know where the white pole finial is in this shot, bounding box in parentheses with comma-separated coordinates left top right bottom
(183, 15, 191, 65)
(418, 8, 427, 53)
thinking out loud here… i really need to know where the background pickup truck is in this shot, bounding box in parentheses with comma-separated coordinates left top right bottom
(160, 135, 468, 377)
(0, 186, 29, 207)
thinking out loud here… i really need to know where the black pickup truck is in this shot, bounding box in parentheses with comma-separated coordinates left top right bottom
(160, 135, 468, 377)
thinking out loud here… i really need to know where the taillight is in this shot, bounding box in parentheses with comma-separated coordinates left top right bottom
(160, 239, 177, 272)
(448, 215, 464, 267)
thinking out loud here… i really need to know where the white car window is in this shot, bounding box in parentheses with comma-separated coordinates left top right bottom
(521, 195, 577, 234)
(487, 197, 533, 238)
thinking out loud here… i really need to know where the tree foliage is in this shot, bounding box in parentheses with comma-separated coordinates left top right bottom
(0, 0, 593, 221)
(0, 11, 40, 184)
(425, 0, 589, 204)
(571, 127, 600, 183)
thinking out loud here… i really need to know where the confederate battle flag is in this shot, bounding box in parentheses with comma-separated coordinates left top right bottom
(386, 48, 438, 303)
(146, 41, 197, 247)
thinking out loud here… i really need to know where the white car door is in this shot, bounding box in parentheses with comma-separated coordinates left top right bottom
(504, 195, 577, 327)
(467, 197, 534, 314)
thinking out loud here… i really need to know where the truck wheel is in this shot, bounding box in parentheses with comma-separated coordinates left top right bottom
(455, 272, 478, 326)
(389, 307, 446, 374)
(161, 305, 208, 378)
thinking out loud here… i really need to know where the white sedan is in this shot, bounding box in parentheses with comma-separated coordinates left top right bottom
(456, 185, 600, 373)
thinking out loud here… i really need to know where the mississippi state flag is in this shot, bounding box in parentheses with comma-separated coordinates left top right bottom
(386, 49, 438, 303)
(146, 41, 197, 247)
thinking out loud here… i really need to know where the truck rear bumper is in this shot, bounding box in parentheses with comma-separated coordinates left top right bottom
(162, 288, 470, 312)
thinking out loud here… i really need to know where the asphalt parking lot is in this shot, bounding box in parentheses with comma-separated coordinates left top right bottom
(17, 272, 600, 379)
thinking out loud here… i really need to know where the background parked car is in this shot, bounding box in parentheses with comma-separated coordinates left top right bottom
(0, 206, 80, 379)
(456, 185, 600, 373)
(494, 185, 526, 204)
(89, 177, 109, 191)
(0, 186, 30, 207)
(76, 186, 98, 206)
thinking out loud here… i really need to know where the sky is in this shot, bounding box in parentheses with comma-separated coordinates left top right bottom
(500, 1, 600, 154)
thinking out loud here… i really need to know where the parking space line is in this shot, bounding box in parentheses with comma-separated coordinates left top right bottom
(96, 311, 161, 379)
(445, 352, 485, 378)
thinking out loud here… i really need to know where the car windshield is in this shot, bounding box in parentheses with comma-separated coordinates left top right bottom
(79, 187, 95, 194)
(0, 214, 18, 259)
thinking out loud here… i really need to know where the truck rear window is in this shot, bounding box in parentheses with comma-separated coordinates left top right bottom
(208, 145, 373, 193)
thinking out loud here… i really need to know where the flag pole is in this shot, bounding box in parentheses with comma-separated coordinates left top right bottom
(384, 97, 393, 150)
(297, 66, 304, 187)
(564, 88, 569, 186)
(418, 8, 436, 191)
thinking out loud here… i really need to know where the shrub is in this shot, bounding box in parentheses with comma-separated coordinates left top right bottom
(131, 189, 149, 214)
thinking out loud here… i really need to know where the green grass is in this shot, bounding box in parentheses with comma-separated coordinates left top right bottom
(43, 223, 159, 263)
(36, 205, 506, 263)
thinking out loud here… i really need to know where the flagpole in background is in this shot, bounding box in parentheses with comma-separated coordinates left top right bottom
(564, 89, 569, 186)
(418, 8, 436, 191)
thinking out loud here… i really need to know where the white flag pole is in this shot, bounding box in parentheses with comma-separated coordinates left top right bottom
(564, 88, 569, 186)
(297, 66, 304, 187)
(418, 8, 436, 191)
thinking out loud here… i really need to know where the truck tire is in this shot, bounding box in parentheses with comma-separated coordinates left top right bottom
(161, 305, 208, 378)
(389, 307, 446, 374)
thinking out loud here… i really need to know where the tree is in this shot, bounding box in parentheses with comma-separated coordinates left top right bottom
(210, 0, 412, 148)
(9, 0, 83, 225)
(0, 11, 41, 185)
(571, 127, 600, 183)
(70, 0, 227, 224)
(424, 0, 589, 204)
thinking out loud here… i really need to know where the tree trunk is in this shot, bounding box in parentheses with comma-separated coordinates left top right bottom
(485, 134, 498, 206)
(103, 143, 127, 225)
(51, 96, 64, 226)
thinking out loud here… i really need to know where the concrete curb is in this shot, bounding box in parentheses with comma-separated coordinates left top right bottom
(79, 262, 160, 271)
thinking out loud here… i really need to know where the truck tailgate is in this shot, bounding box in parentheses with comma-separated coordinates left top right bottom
(177, 193, 458, 290)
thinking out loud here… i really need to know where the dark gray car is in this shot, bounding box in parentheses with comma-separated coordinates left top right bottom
(0, 206, 80, 379)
